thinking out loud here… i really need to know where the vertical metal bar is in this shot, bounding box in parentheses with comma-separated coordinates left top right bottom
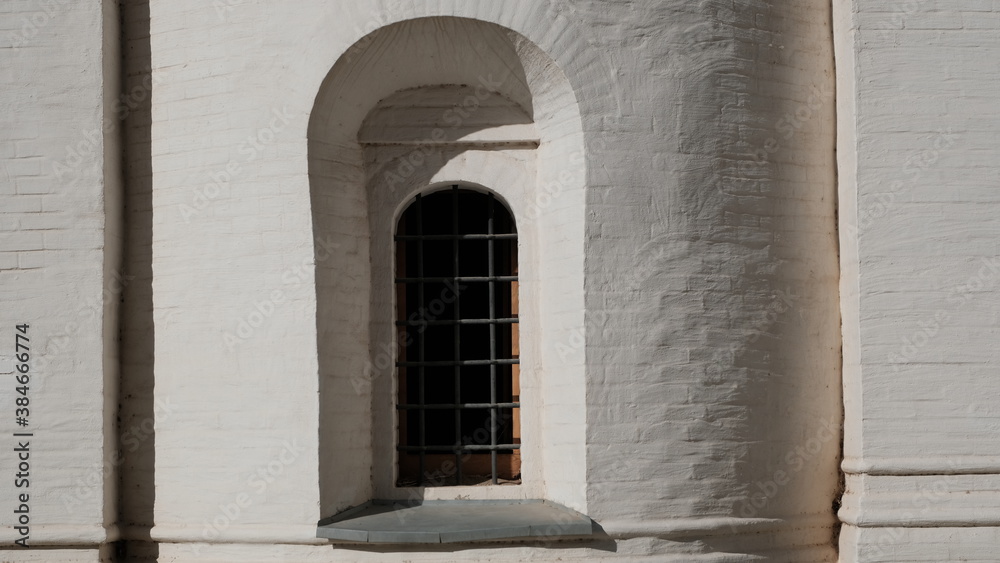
(488, 194, 498, 484)
(452, 186, 462, 485)
(416, 194, 425, 485)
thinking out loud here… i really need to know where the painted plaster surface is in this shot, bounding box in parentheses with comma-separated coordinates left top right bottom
(0, 1, 120, 561)
(16, 0, 1000, 560)
(836, 1, 1000, 560)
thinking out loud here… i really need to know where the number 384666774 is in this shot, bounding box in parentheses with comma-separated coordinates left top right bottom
(14, 324, 30, 427)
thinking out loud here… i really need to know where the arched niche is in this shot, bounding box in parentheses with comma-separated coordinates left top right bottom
(308, 16, 587, 518)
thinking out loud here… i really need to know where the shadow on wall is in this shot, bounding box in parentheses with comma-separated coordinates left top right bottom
(624, 0, 841, 550)
(119, 0, 157, 561)
(324, 534, 618, 556)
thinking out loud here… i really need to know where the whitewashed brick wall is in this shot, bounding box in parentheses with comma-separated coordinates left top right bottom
(580, 1, 840, 560)
(138, 1, 841, 561)
(837, 1, 1000, 561)
(0, 0, 120, 561)
(23, 0, 998, 560)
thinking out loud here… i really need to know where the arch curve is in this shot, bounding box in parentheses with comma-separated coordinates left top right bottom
(309, 15, 587, 516)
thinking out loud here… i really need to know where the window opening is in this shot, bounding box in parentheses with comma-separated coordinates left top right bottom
(395, 186, 520, 486)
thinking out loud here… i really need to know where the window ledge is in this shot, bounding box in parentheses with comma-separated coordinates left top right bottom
(316, 499, 593, 544)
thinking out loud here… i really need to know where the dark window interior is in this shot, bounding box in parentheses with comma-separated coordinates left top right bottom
(395, 187, 520, 487)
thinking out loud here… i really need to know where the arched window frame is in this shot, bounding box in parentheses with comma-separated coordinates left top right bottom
(370, 170, 541, 503)
(393, 186, 521, 487)
(310, 17, 589, 516)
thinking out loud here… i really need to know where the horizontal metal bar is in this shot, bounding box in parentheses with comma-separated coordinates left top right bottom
(396, 358, 519, 367)
(395, 276, 518, 283)
(396, 318, 518, 327)
(397, 444, 521, 452)
(396, 402, 520, 410)
(395, 233, 517, 241)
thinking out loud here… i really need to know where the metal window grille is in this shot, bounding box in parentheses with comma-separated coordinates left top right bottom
(395, 186, 520, 486)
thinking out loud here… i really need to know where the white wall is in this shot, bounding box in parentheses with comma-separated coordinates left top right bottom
(0, 0, 120, 561)
(1, 0, 851, 561)
(143, 1, 840, 561)
(837, 1, 1000, 561)
(3, 0, 998, 560)
(583, 1, 841, 559)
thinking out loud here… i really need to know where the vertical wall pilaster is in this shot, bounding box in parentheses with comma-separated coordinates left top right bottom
(836, 0, 1000, 560)
(0, 0, 122, 558)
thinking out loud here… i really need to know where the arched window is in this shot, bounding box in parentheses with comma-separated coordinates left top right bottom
(312, 17, 588, 515)
(395, 186, 520, 486)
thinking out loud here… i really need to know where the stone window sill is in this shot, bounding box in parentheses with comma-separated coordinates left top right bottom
(316, 499, 592, 544)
